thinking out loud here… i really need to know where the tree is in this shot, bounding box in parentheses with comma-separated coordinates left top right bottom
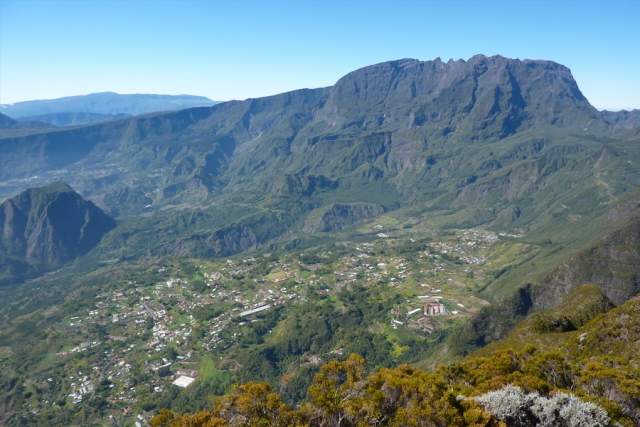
(215, 382, 301, 427)
(306, 354, 367, 427)
(164, 346, 178, 361)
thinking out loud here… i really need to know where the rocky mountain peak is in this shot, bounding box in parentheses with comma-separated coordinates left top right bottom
(0, 183, 116, 284)
(320, 55, 598, 136)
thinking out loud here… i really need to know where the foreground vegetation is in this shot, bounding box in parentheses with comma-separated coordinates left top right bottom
(149, 334, 640, 427)
(148, 291, 640, 427)
(149, 294, 640, 427)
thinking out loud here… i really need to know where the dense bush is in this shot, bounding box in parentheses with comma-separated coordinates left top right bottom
(151, 347, 638, 427)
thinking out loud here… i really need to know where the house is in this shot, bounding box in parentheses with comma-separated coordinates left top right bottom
(239, 304, 270, 317)
(425, 304, 440, 316)
(173, 375, 196, 388)
(424, 304, 449, 316)
(177, 369, 198, 377)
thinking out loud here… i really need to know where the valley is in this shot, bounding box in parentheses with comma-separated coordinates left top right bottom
(1, 54, 640, 427)
(0, 223, 539, 425)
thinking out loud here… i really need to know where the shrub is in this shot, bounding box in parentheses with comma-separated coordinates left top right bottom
(476, 384, 614, 427)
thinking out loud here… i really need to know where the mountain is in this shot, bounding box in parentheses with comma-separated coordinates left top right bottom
(0, 55, 640, 241)
(14, 112, 132, 127)
(0, 112, 56, 136)
(601, 108, 640, 130)
(0, 182, 116, 285)
(469, 284, 616, 356)
(1, 55, 639, 274)
(0, 92, 219, 118)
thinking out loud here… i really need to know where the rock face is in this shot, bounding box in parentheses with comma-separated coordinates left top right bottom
(0, 182, 116, 284)
(530, 216, 640, 308)
(319, 55, 599, 137)
(303, 203, 386, 233)
(601, 109, 640, 130)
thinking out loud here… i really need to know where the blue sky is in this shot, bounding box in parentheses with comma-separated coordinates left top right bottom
(1, 0, 639, 110)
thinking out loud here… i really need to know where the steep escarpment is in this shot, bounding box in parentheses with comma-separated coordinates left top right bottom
(470, 284, 616, 356)
(302, 203, 386, 233)
(0, 182, 116, 284)
(319, 55, 600, 137)
(530, 216, 640, 309)
(601, 108, 640, 130)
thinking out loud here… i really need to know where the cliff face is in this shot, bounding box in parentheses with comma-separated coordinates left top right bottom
(530, 216, 640, 309)
(320, 55, 599, 136)
(601, 109, 640, 130)
(448, 213, 640, 356)
(0, 182, 116, 284)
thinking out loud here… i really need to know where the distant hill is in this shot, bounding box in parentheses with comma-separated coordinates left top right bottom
(601, 108, 640, 130)
(14, 111, 132, 127)
(0, 182, 116, 285)
(0, 112, 56, 136)
(0, 92, 219, 118)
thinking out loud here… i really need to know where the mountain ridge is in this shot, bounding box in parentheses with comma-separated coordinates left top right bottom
(1, 55, 639, 271)
(0, 112, 57, 135)
(442, 205, 640, 360)
(14, 111, 133, 127)
(1, 91, 219, 118)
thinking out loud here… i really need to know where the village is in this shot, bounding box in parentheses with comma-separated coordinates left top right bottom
(24, 225, 527, 424)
